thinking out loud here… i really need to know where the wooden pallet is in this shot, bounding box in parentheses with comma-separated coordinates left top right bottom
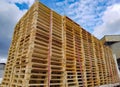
(82, 30, 94, 87)
(1, 1, 119, 87)
(63, 17, 78, 87)
(104, 46, 120, 84)
(91, 36, 99, 86)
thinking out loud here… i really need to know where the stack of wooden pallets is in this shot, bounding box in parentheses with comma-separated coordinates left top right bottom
(1, 1, 119, 87)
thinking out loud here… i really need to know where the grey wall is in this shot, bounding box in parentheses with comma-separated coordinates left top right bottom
(110, 42, 120, 59)
(106, 35, 120, 42)
(0, 70, 4, 78)
(0, 63, 5, 78)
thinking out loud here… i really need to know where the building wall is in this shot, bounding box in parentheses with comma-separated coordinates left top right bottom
(105, 35, 120, 42)
(110, 42, 120, 59)
(0, 63, 5, 83)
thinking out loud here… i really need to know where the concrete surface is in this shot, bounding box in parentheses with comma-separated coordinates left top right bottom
(110, 42, 120, 59)
(99, 83, 120, 87)
(101, 35, 120, 43)
(0, 63, 5, 84)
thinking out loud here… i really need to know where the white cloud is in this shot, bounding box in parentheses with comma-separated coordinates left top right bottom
(93, 4, 120, 39)
(0, 0, 27, 38)
(56, 2, 64, 6)
(55, 0, 119, 33)
(55, 0, 102, 32)
(4, 0, 34, 7)
(0, 0, 27, 37)
(0, 0, 28, 60)
(0, 57, 7, 63)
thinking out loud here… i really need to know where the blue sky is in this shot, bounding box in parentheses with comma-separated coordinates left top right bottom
(0, 0, 120, 62)
(15, 2, 29, 10)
